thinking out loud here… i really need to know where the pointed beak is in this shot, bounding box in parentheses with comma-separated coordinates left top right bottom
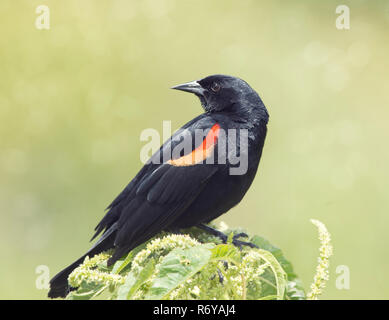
(171, 80, 205, 96)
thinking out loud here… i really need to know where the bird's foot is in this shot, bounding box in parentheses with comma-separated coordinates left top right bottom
(229, 233, 258, 249)
(197, 224, 258, 250)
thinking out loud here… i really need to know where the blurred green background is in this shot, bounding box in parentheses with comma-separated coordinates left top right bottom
(1, 0, 388, 299)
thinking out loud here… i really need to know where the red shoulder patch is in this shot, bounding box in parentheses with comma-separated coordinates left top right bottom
(167, 123, 221, 167)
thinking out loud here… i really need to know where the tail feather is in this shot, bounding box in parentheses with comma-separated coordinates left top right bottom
(48, 229, 116, 298)
(48, 256, 86, 298)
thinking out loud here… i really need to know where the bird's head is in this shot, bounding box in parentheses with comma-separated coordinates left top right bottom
(171, 74, 267, 117)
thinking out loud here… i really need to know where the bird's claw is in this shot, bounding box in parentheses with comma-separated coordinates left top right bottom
(232, 239, 258, 250)
(232, 232, 249, 239)
(224, 232, 258, 250)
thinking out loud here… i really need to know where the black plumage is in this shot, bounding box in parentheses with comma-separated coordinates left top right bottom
(48, 75, 269, 298)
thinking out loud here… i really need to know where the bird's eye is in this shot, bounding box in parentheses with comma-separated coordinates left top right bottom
(210, 82, 221, 92)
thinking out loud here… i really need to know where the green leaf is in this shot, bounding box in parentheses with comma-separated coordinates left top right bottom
(251, 235, 294, 276)
(112, 252, 133, 275)
(117, 258, 156, 300)
(255, 249, 287, 300)
(210, 244, 241, 265)
(64, 229, 309, 300)
(66, 281, 105, 300)
(251, 235, 306, 299)
(287, 279, 306, 300)
(258, 295, 278, 300)
(226, 232, 234, 244)
(146, 245, 212, 299)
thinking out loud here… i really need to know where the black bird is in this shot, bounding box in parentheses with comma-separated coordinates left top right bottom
(48, 74, 269, 298)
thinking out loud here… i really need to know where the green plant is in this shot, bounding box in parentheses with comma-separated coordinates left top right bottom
(64, 220, 332, 300)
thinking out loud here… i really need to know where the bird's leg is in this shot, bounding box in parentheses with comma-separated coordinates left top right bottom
(198, 223, 228, 242)
(197, 224, 258, 249)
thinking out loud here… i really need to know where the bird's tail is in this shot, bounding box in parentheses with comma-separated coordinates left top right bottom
(48, 229, 116, 298)
(48, 255, 86, 298)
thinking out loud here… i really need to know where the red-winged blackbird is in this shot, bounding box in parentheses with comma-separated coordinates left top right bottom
(48, 75, 269, 298)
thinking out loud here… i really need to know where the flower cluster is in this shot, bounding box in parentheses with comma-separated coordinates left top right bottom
(68, 251, 125, 288)
(65, 220, 332, 300)
(307, 219, 333, 300)
(131, 234, 200, 274)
